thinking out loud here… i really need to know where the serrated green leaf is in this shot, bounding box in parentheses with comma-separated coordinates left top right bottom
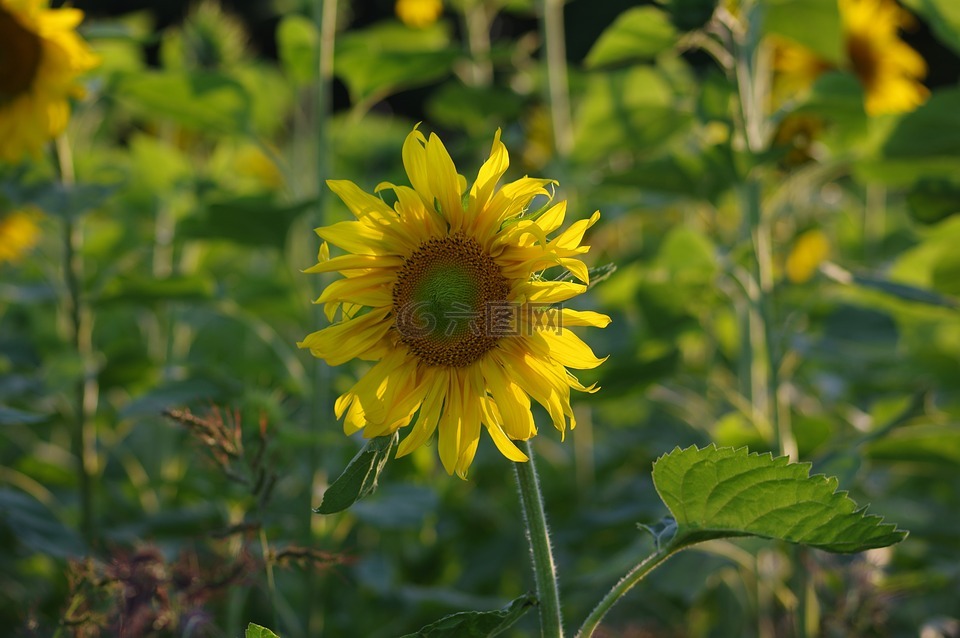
(400, 593, 537, 638)
(585, 7, 677, 69)
(315, 433, 399, 515)
(652, 445, 907, 553)
(246, 623, 281, 638)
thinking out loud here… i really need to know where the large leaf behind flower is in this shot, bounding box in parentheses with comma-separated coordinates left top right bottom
(653, 445, 906, 552)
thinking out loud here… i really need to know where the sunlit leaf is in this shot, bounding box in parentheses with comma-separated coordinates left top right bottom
(246, 623, 281, 638)
(315, 433, 399, 515)
(763, 0, 843, 64)
(866, 424, 960, 466)
(112, 70, 251, 133)
(585, 7, 677, 69)
(335, 22, 457, 103)
(399, 593, 537, 638)
(653, 445, 907, 552)
(277, 14, 318, 86)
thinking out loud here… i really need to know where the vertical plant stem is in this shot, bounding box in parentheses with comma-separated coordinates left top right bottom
(514, 441, 563, 638)
(56, 135, 98, 546)
(306, 1, 338, 635)
(575, 545, 676, 638)
(538, 0, 573, 159)
(462, 1, 493, 87)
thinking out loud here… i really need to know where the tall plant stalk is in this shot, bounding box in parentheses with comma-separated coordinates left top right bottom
(56, 135, 98, 546)
(514, 442, 564, 638)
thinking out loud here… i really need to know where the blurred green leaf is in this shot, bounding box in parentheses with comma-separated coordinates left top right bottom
(866, 424, 960, 465)
(246, 623, 281, 638)
(657, 0, 717, 31)
(653, 445, 908, 552)
(277, 14, 318, 86)
(0, 489, 85, 557)
(400, 593, 537, 638)
(859, 88, 960, 185)
(574, 67, 693, 163)
(821, 263, 960, 310)
(932, 250, 960, 296)
(121, 378, 226, 419)
(426, 82, 526, 134)
(585, 7, 677, 69)
(900, 0, 960, 56)
(315, 433, 399, 515)
(0, 406, 46, 425)
(179, 195, 316, 249)
(98, 275, 217, 306)
(908, 179, 960, 224)
(763, 0, 843, 64)
(335, 22, 457, 103)
(112, 70, 250, 133)
(607, 144, 737, 203)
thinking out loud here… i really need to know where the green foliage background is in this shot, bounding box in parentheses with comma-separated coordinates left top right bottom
(1, 0, 959, 636)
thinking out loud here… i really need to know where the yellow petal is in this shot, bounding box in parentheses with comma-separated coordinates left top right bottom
(540, 329, 608, 369)
(297, 307, 392, 366)
(327, 180, 397, 220)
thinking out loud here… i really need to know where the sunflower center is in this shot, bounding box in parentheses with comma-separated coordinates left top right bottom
(393, 233, 510, 368)
(846, 33, 879, 91)
(0, 6, 42, 102)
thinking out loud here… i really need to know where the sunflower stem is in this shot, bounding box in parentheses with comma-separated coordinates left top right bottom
(514, 441, 564, 638)
(575, 544, 677, 638)
(56, 134, 98, 547)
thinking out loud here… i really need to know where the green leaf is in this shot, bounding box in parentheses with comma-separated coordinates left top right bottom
(763, 0, 843, 64)
(585, 7, 677, 69)
(315, 433, 399, 515)
(866, 424, 960, 466)
(820, 263, 960, 310)
(652, 445, 907, 553)
(400, 593, 537, 638)
(859, 88, 960, 185)
(112, 70, 250, 133)
(97, 275, 217, 306)
(426, 82, 526, 134)
(900, 0, 960, 56)
(277, 14, 318, 86)
(573, 67, 693, 163)
(335, 22, 457, 103)
(246, 623, 281, 638)
(908, 179, 960, 225)
(0, 406, 47, 425)
(178, 195, 316, 249)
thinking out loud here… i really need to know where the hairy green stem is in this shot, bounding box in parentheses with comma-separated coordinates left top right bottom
(56, 135, 98, 546)
(538, 0, 573, 158)
(575, 545, 676, 638)
(514, 441, 563, 638)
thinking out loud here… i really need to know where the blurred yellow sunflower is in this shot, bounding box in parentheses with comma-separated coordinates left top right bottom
(0, 208, 41, 264)
(395, 0, 442, 29)
(0, 0, 99, 162)
(785, 229, 830, 284)
(771, 0, 928, 116)
(299, 127, 609, 477)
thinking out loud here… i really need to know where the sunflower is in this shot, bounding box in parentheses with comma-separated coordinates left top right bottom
(299, 127, 609, 477)
(0, 208, 41, 264)
(395, 0, 443, 29)
(770, 0, 928, 116)
(0, 0, 99, 163)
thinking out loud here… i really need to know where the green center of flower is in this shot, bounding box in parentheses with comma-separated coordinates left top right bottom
(393, 233, 510, 368)
(0, 7, 42, 103)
